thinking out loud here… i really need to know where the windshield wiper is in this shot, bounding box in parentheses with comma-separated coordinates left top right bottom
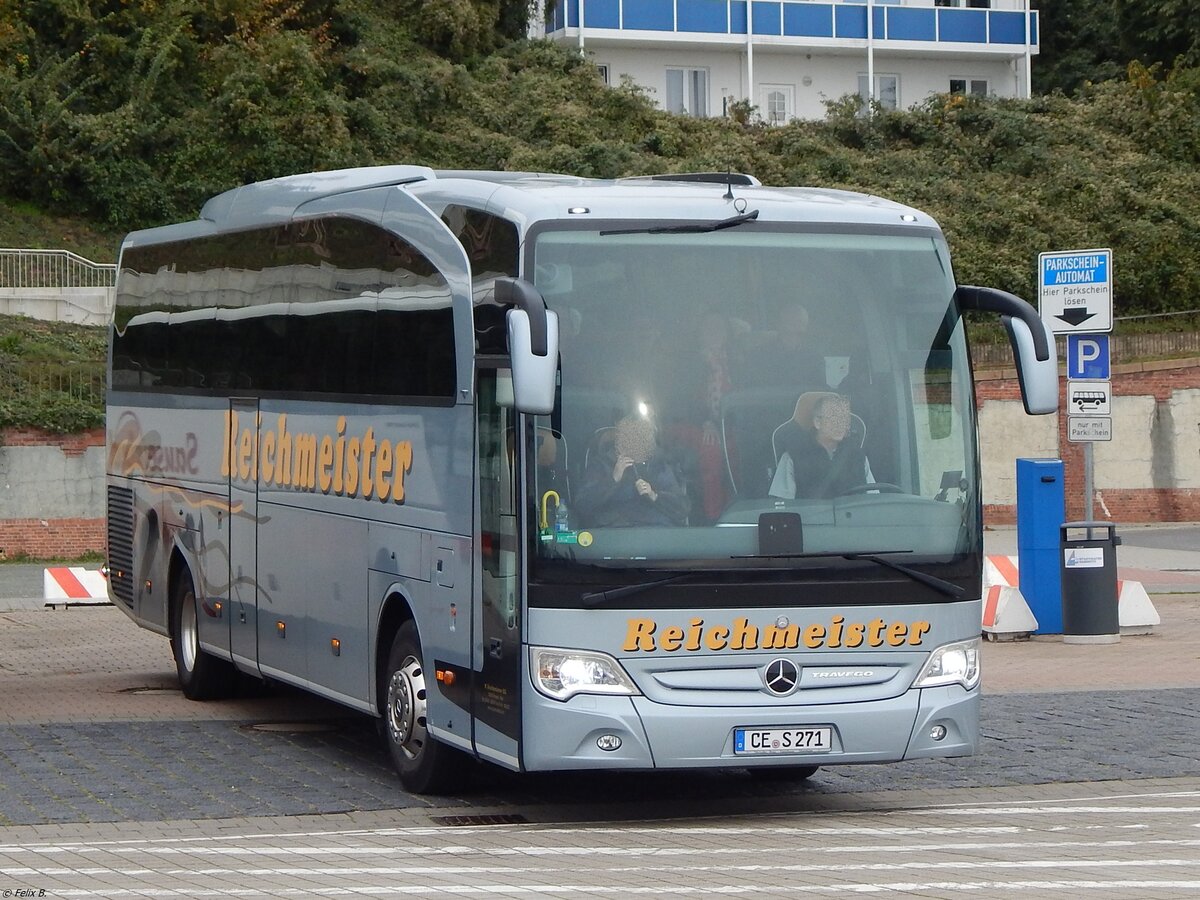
(580, 564, 816, 614)
(580, 572, 705, 608)
(846, 553, 965, 599)
(600, 209, 759, 236)
(734, 550, 965, 600)
(580, 549, 964, 607)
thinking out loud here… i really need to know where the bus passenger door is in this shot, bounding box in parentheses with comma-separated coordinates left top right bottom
(473, 367, 522, 766)
(228, 398, 260, 672)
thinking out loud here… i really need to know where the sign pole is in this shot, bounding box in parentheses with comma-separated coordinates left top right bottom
(1084, 441, 1094, 521)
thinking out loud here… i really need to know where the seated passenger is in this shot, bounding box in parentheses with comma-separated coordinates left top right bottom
(770, 394, 874, 499)
(577, 416, 689, 527)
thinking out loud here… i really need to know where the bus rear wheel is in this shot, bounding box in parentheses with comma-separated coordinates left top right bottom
(382, 621, 464, 794)
(170, 569, 235, 700)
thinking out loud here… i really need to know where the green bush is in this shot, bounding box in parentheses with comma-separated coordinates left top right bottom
(2, 1, 1200, 320)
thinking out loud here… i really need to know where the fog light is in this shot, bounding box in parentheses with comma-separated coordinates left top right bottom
(930, 724, 948, 742)
(596, 734, 622, 752)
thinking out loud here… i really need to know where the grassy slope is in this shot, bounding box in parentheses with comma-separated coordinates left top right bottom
(0, 199, 124, 263)
(0, 314, 106, 433)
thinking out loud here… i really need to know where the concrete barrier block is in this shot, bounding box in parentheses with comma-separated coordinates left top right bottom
(43, 566, 111, 608)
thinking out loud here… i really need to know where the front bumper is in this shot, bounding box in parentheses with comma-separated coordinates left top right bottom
(520, 683, 978, 772)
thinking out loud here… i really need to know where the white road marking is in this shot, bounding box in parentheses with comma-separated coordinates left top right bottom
(3, 788, 1197, 897)
(28, 880, 1200, 897)
(4, 858, 1200, 878)
(3, 837, 1200, 858)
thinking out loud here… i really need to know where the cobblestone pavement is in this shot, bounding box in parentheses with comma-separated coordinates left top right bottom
(1, 689, 1199, 828)
(1, 598, 1199, 827)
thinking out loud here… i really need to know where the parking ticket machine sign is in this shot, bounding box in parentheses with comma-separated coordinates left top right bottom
(1039, 249, 1113, 334)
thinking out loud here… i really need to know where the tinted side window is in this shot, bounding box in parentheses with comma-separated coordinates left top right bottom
(441, 205, 519, 354)
(112, 216, 456, 400)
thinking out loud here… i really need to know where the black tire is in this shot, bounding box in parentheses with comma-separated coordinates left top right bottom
(381, 621, 465, 794)
(748, 765, 820, 781)
(170, 568, 235, 701)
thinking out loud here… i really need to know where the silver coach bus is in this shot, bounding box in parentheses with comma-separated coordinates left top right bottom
(106, 166, 1057, 792)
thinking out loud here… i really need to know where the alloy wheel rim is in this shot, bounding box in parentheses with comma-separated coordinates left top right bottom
(387, 655, 428, 762)
(180, 590, 198, 673)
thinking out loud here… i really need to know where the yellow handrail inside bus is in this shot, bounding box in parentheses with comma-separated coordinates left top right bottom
(540, 490, 560, 530)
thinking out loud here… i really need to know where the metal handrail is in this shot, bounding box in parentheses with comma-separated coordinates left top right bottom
(0, 248, 117, 289)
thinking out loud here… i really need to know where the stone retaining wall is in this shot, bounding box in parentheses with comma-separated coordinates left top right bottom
(979, 358, 1200, 523)
(0, 428, 105, 559)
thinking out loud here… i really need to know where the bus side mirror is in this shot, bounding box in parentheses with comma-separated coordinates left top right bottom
(497, 277, 560, 415)
(955, 285, 1058, 416)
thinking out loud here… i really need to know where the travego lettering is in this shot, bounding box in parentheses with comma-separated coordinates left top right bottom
(221, 411, 413, 502)
(622, 615, 932, 652)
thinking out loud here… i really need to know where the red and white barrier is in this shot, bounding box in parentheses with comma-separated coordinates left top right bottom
(981, 553, 1158, 639)
(1117, 578, 1159, 635)
(43, 567, 110, 608)
(982, 555, 1038, 641)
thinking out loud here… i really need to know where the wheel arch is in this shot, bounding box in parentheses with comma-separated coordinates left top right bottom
(167, 544, 191, 603)
(375, 589, 417, 715)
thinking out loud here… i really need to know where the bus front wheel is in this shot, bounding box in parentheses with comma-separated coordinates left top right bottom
(382, 621, 464, 794)
(170, 569, 235, 700)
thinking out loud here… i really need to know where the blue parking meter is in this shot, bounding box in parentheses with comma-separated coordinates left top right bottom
(1015, 459, 1065, 633)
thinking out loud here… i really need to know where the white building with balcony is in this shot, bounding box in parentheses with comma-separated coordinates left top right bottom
(531, 1, 1038, 121)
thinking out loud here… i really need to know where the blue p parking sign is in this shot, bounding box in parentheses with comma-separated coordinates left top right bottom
(1066, 334, 1110, 380)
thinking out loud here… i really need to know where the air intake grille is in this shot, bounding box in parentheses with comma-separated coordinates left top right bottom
(106, 485, 135, 607)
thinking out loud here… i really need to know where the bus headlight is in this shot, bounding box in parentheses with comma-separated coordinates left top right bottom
(531, 647, 640, 702)
(914, 638, 980, 691)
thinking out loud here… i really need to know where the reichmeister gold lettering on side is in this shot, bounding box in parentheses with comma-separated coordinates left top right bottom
(220, 411, 414, 502)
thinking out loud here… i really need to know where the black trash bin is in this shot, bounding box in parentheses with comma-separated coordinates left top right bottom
(1059, 521, 1121, 644)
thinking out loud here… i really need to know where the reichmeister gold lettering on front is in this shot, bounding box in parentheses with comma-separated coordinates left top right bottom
(622, 617, 931, 652)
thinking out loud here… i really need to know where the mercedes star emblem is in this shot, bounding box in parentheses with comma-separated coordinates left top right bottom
(763, 658, 800, 696)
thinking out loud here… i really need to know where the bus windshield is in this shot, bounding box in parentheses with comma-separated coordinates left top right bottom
(528, 225, 977, 580)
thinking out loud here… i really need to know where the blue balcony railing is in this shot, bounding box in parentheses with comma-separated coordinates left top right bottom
(548, 1, 1038, 47)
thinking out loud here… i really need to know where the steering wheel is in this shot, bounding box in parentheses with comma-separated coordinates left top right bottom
(840, 482, 903, 495)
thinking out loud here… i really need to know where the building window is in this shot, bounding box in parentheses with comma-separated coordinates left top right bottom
(596, 64, 610, 86)
(857, 74, 899, 111)
(666, 67, 709, 117)
(950, 78, 989, 97)
(935, 1, 990, 7)
(760, 85, 794, 125)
